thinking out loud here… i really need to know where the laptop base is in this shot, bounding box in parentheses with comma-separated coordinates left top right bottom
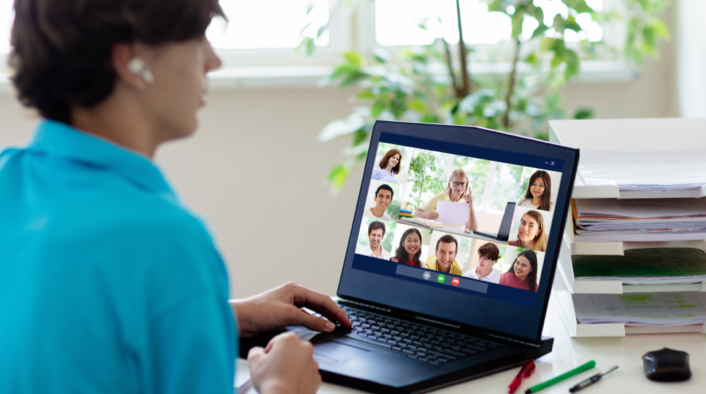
(314, 333, 553, 394)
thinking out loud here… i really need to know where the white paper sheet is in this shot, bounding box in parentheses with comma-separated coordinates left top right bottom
(436, 201, 469, 227)
(574, 292, 706, 326)
(579, 150, 706, 191)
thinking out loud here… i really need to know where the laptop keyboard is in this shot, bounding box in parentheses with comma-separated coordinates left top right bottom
(335, 305, 504, 365)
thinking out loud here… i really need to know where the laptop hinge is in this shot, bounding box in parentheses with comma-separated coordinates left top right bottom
(338, 298, 391, 313)
(414, 316, 461, 329)
(488, 333, 541, 348)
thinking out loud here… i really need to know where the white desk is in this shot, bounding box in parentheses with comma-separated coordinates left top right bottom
(309, 302, 706, 393)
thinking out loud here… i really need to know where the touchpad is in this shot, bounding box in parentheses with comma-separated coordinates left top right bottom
(313, 339, 370, 363)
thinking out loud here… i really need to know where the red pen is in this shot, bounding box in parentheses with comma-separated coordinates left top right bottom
(508, 360, 535, 394)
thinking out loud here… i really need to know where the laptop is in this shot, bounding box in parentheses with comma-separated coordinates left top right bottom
(471, 202, 516, 241)
(311, 121, 579, 393)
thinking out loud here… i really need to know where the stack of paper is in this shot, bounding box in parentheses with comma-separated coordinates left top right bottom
(579, 150, 706, 192)
(573, 292, 706, 326)
(573, 198, 706, 242)
(572, 248, 706, 285)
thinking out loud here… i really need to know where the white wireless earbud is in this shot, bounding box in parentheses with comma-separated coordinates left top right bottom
(127, 57, 155, 84)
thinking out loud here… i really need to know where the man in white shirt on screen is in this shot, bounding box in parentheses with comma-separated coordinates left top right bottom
(357, 221, 390, 259)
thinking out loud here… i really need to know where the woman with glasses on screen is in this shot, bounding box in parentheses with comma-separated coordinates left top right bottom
(414, 169, 478, 231)
(0, 1, 350, 393)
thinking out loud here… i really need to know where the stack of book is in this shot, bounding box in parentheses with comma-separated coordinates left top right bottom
(549, 118, 706, 337)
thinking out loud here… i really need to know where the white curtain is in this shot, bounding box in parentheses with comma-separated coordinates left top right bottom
(677, 0, 706, 117)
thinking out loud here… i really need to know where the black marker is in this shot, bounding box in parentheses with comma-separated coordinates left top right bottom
(568, 366, 619, 393)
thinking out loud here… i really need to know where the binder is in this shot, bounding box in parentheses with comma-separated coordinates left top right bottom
(549, 118, 706, 337)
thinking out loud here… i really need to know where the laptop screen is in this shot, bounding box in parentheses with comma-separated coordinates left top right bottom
(337, 121, 578, 343)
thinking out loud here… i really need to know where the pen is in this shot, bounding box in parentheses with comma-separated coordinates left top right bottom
(508, 360, 535, 393)
(524, 360, 596, 394)
(568, 366, 619, 392)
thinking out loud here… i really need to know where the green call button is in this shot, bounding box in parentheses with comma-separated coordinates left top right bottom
(437, 274, 446, 283)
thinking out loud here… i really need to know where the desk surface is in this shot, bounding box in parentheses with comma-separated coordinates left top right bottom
(312, 302, 706, 393)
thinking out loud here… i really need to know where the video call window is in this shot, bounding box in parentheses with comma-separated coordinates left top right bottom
(355, 142, 561, 294)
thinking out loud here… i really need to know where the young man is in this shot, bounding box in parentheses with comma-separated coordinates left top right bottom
(367, 184, 394, 221)
(424, 234, 463, 275)
(463, 242, 501, 283)
(0, 1, 350, 393)
(357, 221, 390, 259)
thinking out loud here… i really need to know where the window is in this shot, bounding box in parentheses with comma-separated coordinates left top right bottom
(0, 0, 629, 86)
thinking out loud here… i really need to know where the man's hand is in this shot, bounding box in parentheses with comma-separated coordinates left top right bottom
(248, 333, 321, 394)
(230, 282, 352, 338)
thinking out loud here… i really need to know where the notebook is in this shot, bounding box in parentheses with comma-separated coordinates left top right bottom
(312, 120, 579, 393)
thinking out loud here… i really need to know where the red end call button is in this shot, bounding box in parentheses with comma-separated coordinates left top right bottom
(451, 277, 460, 286)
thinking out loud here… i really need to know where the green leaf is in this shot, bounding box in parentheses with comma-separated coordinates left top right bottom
(373, 48, 391, 64)
(553, 14, 565, 34)
(563, 16, 582, 33)
(371, 100, 387, 118)
(533, 6, 545, 25)
(409, 99, 426, 113)
(327, 164, 352, 193)
(306, 37, 315, 56)
(511, 14, 524, 39)
(573, 108, 594, 119)
(343, 51, 363, 66)
(339, 72, 369, 88)
(553, 38, 566, 57)
(540, 37, 555, 52)
(571, 0, 594, 15)
(299, 22, 313, 36)
(641, 26, 656, 55)
(650, 18, 670, 39)
(316, 24, 328, 38)
(531, 25, 549, 40)
(356, 90, 376, 100)
(564, 49, 580, 80)
(306, 3, 315, 16)
(318, 113, 366, 141)
(330, 63, 360, 79)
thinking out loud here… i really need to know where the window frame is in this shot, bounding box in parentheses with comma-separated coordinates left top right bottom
(0, 0, 638, 91)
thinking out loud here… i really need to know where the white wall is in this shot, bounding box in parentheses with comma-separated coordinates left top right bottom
(0, 5, 678, 299)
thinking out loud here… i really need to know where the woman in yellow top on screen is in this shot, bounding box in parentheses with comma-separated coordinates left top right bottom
(507, 210, 548, 252)
(413, 169, 478, 231)
(517, 170, 554, 212)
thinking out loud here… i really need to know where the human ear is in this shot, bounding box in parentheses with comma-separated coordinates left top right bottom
(112, 43, 152, 90)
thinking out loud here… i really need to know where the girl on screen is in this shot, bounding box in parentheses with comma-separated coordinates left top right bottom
(371, 149, 402, 184)
(508, 210, 548, 252)
(413, 169, 478, 231)
(390, 228, 423, 267)
(517, 170, 554, 212)
(499, 250, 538, 292)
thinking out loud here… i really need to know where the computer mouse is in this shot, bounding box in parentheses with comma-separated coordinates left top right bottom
(642, 347, 692, 382)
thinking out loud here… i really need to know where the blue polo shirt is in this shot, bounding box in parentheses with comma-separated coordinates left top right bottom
(0, 120, 236, 393)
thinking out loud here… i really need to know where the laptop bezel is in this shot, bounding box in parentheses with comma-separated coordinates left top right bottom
(336, 120, 579, 345)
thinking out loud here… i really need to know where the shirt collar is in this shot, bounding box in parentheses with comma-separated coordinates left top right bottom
(27, 120, 175, 196)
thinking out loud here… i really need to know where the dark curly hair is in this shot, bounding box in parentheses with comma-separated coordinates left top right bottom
(9, 0, 225, 124)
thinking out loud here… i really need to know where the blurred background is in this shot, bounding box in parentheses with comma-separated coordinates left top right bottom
(0, 0, 696, 299)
